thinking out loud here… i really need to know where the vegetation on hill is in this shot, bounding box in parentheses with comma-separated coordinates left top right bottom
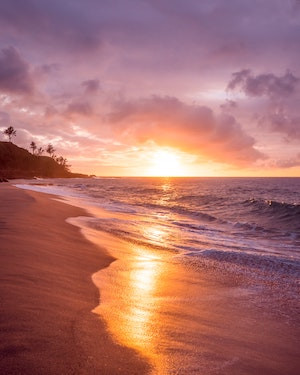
(0, 141, 87, 179)
(0, 127, 88, 179)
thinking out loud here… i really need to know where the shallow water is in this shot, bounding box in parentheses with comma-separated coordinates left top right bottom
(15, 177, 300, 269)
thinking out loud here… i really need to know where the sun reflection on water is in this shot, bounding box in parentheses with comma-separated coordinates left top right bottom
(89, 204, 177, 372)
(125, 253, 163, 353)
(143, 226, 167, 244)
(161, 180, 171, 192)
(92, 232, 168, 371)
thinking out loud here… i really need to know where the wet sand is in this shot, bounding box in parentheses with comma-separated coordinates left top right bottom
(70, 212, 300, 375)
(0, 185, 150, 374)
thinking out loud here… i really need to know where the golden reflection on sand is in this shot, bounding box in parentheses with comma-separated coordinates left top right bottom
(90, 224, 169, 372)
(125, 253, 162, 352)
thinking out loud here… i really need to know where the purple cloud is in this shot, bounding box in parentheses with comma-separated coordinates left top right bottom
(0, 47, 35, 94)
(0, 0, 101, 53)
(82, 79, 100, 94)
(66, 101, 93, 117)
(264, 112, 300, 139)
(227, 69, 300, 140)
(227, 70, 299, 99)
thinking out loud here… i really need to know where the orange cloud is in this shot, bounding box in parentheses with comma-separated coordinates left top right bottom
(108, 96, 265, 166)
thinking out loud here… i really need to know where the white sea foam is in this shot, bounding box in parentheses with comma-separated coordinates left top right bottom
(14, 183, 82, 198)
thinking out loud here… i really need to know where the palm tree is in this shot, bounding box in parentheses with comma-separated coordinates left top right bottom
(46, 144, 55, 158)
(37, 147, 44, 156)
(3, 126, 16, 142)
(57, 156, 70, 171)
(30, 141, 37, 154)
(57, 156, 65, 165)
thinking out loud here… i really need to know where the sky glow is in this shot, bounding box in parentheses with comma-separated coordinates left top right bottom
(0, 0, 299, 176)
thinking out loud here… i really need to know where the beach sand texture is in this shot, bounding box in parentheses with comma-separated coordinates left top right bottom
(0, 184, 299, 374)
(0, 185, 150, 374)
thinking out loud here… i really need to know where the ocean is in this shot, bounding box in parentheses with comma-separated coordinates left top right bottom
(15, 177, 300, 373)
(15, 177, 300, 267)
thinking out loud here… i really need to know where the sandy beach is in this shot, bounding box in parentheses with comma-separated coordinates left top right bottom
(1, 183, 299, 375)
(0, 184, 150, 374)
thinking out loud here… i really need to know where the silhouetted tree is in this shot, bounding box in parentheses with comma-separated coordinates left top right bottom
(57, 156, 65, 165)
(46, 144, 55, 158)
(30, 141, 37, 154)
(57, 156, 70, 171)
(3, 126, 16, 142)
(37, 147, 44, 156)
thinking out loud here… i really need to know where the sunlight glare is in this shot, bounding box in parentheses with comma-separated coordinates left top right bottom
(147, 149, 185, 177)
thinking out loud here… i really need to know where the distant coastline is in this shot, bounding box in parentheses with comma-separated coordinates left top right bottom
(0, 141, 90, 179)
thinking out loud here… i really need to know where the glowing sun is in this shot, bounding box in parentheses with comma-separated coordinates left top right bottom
(147, 149, 185, 176)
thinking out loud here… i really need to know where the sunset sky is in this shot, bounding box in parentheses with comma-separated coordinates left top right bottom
(0, 0, 299, 176)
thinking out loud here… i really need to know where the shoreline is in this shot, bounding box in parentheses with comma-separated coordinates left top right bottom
(0, 184, 151, 374)
(2, 183, 299, 374)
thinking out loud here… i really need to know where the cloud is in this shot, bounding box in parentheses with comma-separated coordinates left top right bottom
(44, 106, 58, 118)
(272, 153, 300, 168)
(108, 95, 264, 165)
(0, 46, 35, 94)
(0, 0, 101, 53)
(265, 112, 300, 139)
(227, 69, 299, 99)
(227, 69, 300, 140)
(220, 99, 237, 111)
(0, 111, 10, 126)
(35, 63, 60, 76)
(66, 101, 93, 116)
(82, 79, 100, 94)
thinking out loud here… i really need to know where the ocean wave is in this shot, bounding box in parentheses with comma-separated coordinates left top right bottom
(175, 193, 225, 206)
(132, 201, 222, 223)
(243, 198, 300, 230)
(16, 177, 300, 267)
(232, 221, 271, 233)
(244, 198, 300, 214)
